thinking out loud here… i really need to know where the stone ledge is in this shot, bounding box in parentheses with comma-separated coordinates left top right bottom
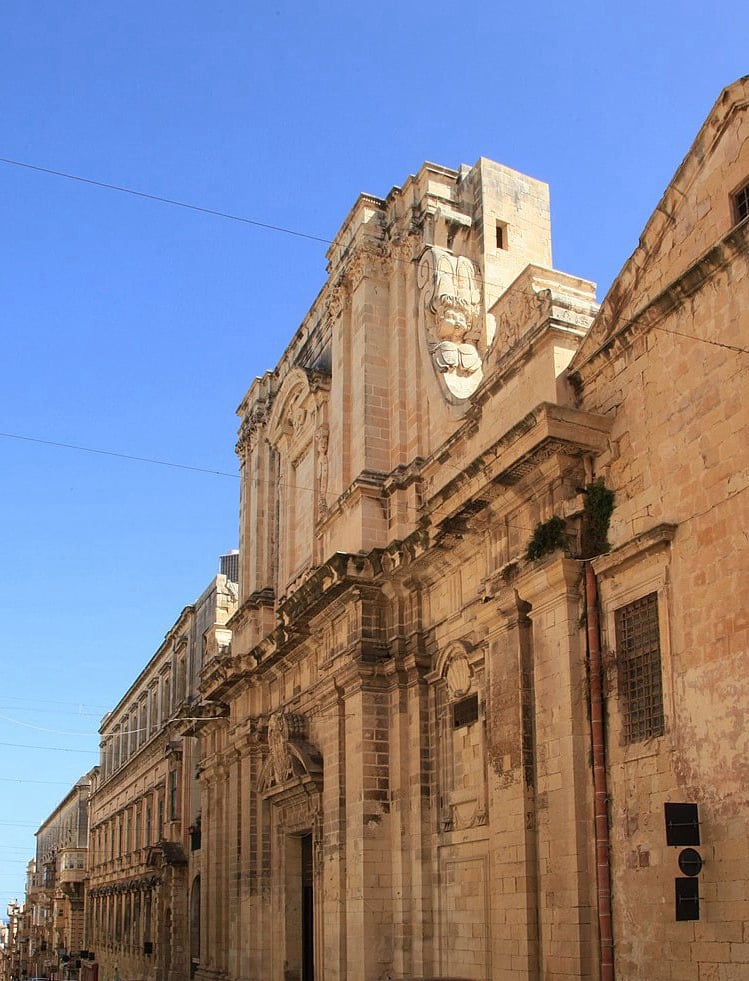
(591, 522, 678, 577)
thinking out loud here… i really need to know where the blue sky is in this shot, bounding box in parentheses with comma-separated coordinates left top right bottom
(0, 0, 745, 910)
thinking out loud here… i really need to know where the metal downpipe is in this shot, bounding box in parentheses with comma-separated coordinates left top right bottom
(585, 560, 615, 980)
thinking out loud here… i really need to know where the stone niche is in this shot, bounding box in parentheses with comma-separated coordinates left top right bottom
(267, 367, 330, 598)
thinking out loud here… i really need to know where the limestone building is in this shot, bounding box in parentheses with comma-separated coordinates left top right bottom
(85, 562, 237, 981)
(194, 76, 748, 981)
(23, 775, 93, 981)
(1, 900, 28, 981)
(568, 78, 749, 978)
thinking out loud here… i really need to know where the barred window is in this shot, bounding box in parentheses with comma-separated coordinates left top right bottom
(615, 592, 665, 743)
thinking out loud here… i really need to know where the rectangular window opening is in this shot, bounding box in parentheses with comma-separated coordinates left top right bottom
(732, 181, 749, 225)
(495, 220, 508, 251)
(615, 592, 665, 743)
(452, 693, 479, 728)
(169, 769, 179, 822)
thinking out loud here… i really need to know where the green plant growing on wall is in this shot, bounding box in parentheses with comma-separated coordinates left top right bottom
(580, 478, 615, 557)
(525, 515, 568, 561)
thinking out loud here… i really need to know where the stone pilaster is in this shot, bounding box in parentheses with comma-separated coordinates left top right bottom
(486, 587, 541, 979)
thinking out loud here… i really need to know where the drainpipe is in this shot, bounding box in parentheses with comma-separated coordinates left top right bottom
(585, 559, 615, 980)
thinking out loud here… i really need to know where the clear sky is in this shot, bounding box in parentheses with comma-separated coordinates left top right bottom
(0, 0, 745, 912)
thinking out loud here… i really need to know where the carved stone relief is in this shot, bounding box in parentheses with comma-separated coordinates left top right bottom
(268, 711, 294, 785)
(445, 651, 472, 699)
(315, 426, 329, 519)
(235, 406, 267, 457)
(418, 247, 483, 400)
(433, 641, 487, 833)
(259, 711, 322, 795)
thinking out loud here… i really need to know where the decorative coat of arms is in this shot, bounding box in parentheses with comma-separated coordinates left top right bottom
(418, 247, 483, 400)
(267, 711, 294, 785)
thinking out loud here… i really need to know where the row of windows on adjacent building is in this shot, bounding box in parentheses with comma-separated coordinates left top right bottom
(99, 659, 189, 780)
(91, 776, 179, 869)
(89, 890, 155, 952)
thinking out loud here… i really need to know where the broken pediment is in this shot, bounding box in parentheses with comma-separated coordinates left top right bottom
(267, 366, 330, 456)
(258, 711, 323, 795)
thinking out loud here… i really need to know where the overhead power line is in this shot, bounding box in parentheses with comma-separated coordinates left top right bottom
(0, 431, 239, 479)
(0, 712, 97, 737)
(0, 155, 332, 244)
(0, 740, 93, 755)
(2, 154, 747, 359)
(0, 777, 73, 786)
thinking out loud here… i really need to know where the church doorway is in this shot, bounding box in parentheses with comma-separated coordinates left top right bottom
(284, 832, 314, 981)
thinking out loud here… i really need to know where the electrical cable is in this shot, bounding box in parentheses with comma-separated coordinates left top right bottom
(0, 713, 99, 737)
(0, 431, 238, 479)
(0, 430, 542, 531)
(0, 777, 73, 786)
(651, 323, 749, 355)
(2, 153, 747, 359)
(0, 740, 94, 754)
(0, 155, 331, 244)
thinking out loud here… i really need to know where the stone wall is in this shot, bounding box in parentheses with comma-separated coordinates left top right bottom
(571, 77, 749, 981)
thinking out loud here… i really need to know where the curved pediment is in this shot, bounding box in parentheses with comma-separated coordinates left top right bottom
(258, 711, 323, 795)
(267, 366, 330, 453)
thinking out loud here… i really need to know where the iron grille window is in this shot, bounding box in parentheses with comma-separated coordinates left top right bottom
(615, 592, 665, 743)
(452, 693, 479, 728)
(733, 181, 749, 225)
(169, 769, 179, 822)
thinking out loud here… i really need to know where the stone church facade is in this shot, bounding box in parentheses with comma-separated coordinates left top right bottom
(2, 77, 734, 981)
(194, 79, 748, 981)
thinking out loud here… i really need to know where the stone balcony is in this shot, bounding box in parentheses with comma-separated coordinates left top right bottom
(57, 849, 86, 885)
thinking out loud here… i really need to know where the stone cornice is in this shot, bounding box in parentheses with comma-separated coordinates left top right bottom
(571, 214, 749, 383)
(424, 402, 613, 532)
(591, 522, 678, 577)
(227, 588, 275, 632)
(317, 468, 389, 529)
(204, 408, 611, 696)
(381, 457, 427, 496)
(195, 537, 434, 698)
(87, 873, 162, 896)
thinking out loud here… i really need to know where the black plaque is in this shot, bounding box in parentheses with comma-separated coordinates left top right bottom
(675, 876, 700, 920)
(678, 847, 703, 877)
(664, 802, 700, 846)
